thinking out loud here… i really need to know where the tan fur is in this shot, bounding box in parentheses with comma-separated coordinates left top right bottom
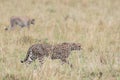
(5, 16, 35, 30)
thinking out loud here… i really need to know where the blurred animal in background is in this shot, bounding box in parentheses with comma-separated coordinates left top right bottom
(21, 42, 81, 68)
(5, 16, 35, 30)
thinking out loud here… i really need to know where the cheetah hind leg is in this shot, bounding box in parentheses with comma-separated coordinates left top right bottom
(61, 58, 73, 68)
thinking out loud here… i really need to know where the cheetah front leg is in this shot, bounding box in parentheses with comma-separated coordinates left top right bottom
(38, 56, 44, 67)
(61, 58, 73, 68)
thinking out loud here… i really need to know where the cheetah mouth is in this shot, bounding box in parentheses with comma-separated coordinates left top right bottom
(20, 60, 32, 64)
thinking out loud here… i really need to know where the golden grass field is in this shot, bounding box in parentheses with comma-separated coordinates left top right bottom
(0, 0, 120, 80)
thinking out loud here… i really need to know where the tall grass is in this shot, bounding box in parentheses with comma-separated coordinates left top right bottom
(0, 0, 120, 80)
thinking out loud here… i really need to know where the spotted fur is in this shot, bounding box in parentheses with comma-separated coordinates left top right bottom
(21, 43, 52, 66)
(52, 42, 81, 67)
(21, 42, 81, 67)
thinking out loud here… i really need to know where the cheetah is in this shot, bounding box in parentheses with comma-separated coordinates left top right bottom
(21, 42, 81, 67)
(5, 16, 35, 30)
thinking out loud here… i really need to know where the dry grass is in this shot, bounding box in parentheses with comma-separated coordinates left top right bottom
(0, 0, 120, 80)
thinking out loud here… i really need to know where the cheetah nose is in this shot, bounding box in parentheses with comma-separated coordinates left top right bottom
(21, 60, 24, 63)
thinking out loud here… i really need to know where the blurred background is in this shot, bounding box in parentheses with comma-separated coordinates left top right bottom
(0, 0, 120, 80)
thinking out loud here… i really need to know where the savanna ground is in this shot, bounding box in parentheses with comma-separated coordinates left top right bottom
(0, 0, 120, 80)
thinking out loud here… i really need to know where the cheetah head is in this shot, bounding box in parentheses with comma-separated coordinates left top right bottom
(70, 43, 81, 50)
(21, 51, 37, 64)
